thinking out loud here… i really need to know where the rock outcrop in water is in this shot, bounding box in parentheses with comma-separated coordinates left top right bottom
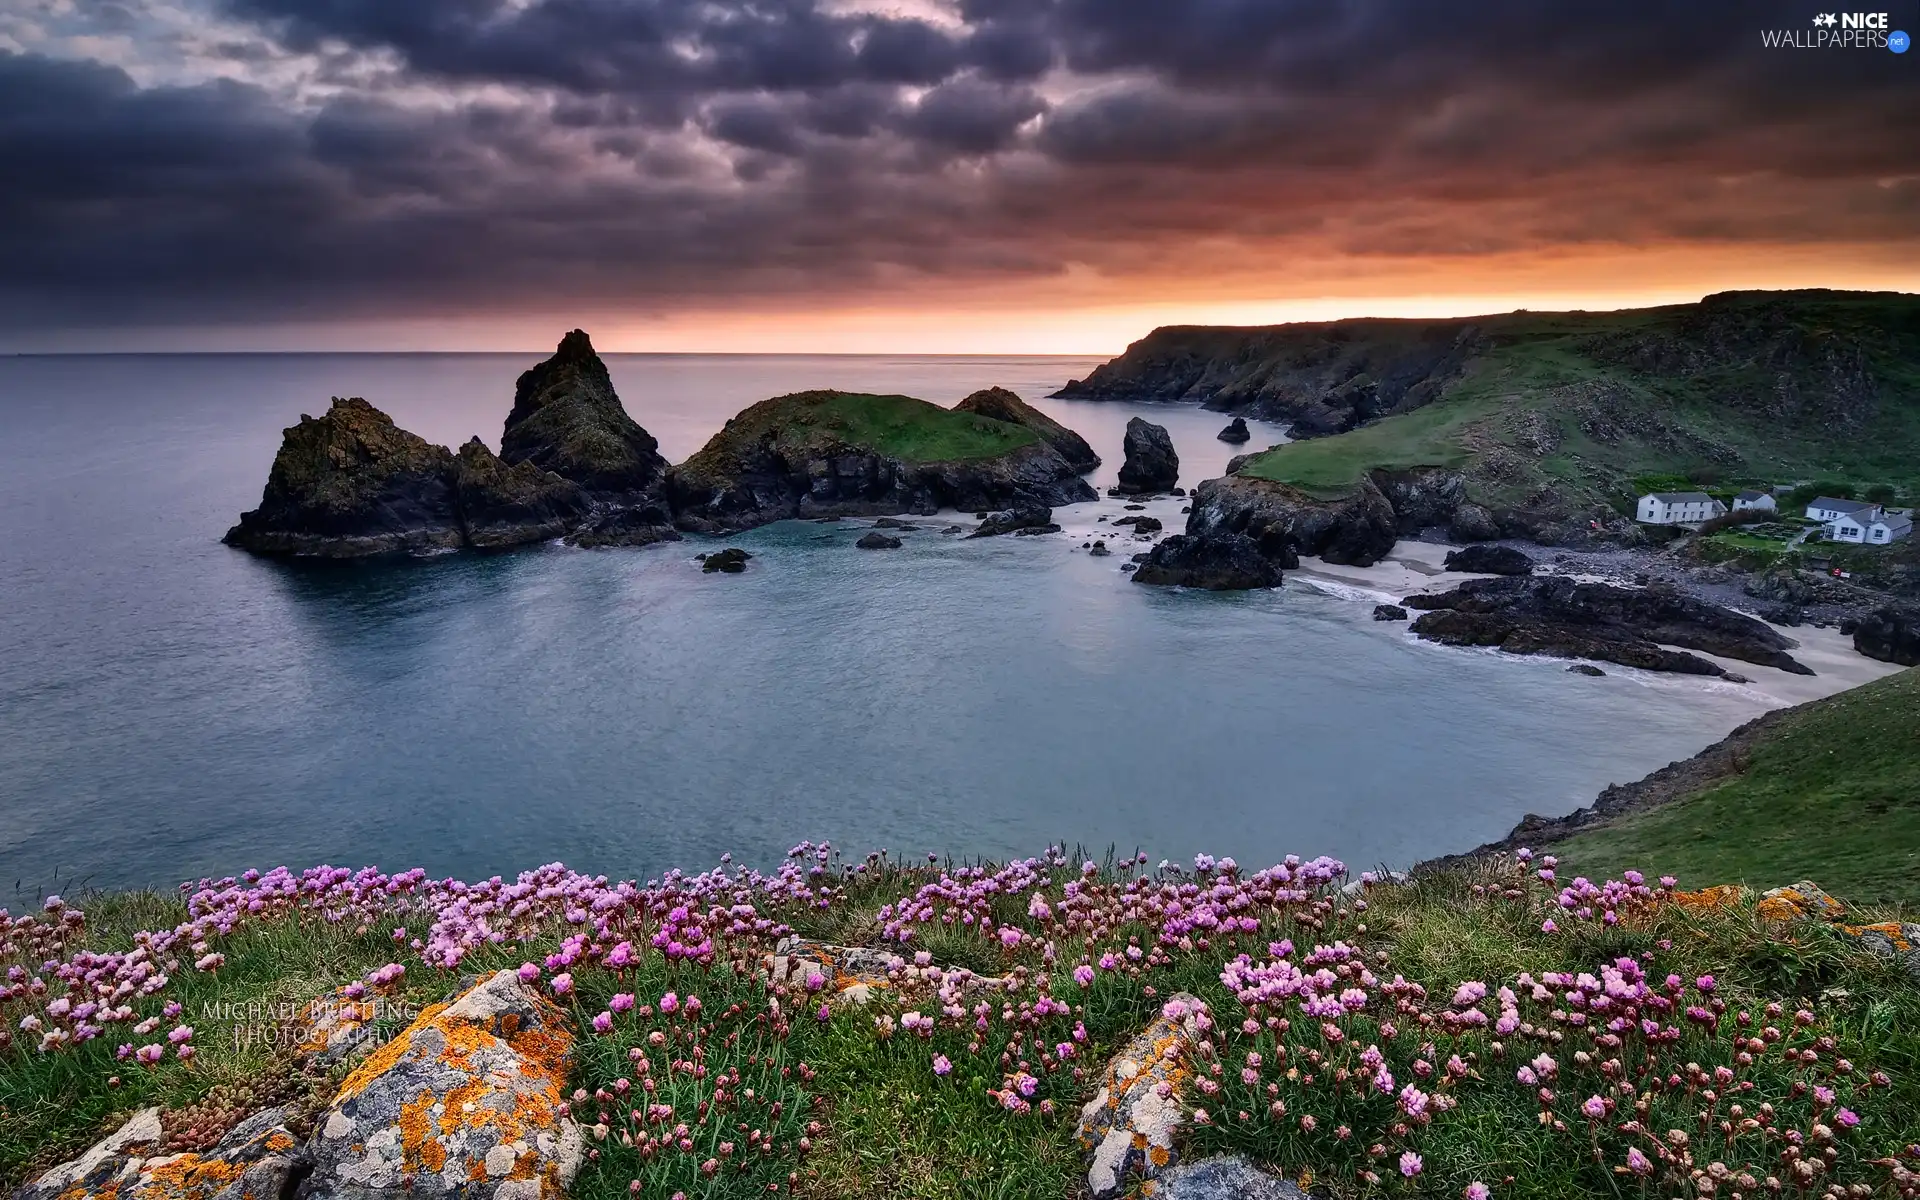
(668, 390, 1094, 533)
(224, 398, 619, 558)
(1404, 576, 1814, 677)
(502, 330, 670, 511)
(1216, 417, 1250, 444)
(224, 398, 464, 558)
(953, 387, 1101, 472)
(1117, 418, 1178, 494)
(1130, 533, 1283, 590)
(454, 437, 593, 548)
(1186, 474, 1397, 567)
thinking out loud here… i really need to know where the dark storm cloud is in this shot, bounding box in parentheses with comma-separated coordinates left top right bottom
(1, 0, 1915, 331)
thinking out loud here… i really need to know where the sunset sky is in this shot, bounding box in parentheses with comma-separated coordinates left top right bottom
(2, 0, 1915, 353)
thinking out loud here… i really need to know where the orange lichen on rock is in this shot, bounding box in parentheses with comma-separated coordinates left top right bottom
(1756, 881, 1847, 924)
(1843, 922, 1913, 951)
(306, 970, 584, 1199)
(336, 1002, 445, 1100)
(1670, 884, 1748, 914)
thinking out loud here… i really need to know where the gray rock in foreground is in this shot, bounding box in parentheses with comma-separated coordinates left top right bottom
(1152, 1156, 1309, 1200)
(303, 969, 583, 1200)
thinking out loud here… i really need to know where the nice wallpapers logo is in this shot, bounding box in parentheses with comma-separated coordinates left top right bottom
(1762, 11, 1911, 49)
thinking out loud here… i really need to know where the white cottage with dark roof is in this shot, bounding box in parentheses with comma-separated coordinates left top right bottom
(1636, 491, 1726, 525)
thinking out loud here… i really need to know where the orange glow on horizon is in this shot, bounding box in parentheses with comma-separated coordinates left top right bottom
(27, 243, 1917, 355)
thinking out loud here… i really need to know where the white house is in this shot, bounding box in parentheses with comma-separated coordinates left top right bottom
(1805, 497, 1880, 523)
(1827, 511, 1912, 545)
(1731, 490, 1777, 514)
(1637, 491, 1726, 525)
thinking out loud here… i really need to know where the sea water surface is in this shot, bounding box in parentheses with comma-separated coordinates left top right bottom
(0, 353, 1775, 894)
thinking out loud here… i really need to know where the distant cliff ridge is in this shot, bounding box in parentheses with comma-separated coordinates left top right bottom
(1055, 289, 1920, 440)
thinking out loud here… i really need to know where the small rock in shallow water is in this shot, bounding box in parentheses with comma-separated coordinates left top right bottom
(1373, 604, 1409, 621)
(970, 504, 1055, 538)
(1567, 663, 1606, 676)
(1013, 524, 1062, 536)
(872, 516, 908, 528)
(856, 532, 903, 550)
(1124, 504, 1146, 511)
(702, 547, 752, 572)
(1090, 541, 1111, 557)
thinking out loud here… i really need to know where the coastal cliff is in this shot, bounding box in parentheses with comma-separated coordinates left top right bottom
(1056, 319, 1486, 435)
(666, 390, 1096, 532)
(1065, 291, 1920, 554)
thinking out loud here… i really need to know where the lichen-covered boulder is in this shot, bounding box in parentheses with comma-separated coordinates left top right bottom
(1755, 880, 1848, 924)
(1843, 922, 1920, 979)
(1075, 993, 1213, 1198)
(764, 938, 906, 1007)
(1669, 884, 1750, 915)
(761, 937, 1004, 1007)
(15, 1106, 303, 1200)
(295, 987, 389, 1067)
(302, 970, 582, 1200)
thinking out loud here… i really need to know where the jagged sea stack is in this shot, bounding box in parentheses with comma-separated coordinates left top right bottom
(453, 438, 593, 549)
(502, 330, 669, 508)
(223, 397, 465, 558)
(1117, 418, 1178, 494)
(223, 399, 602, 557)
(953, 387, 1101, 472)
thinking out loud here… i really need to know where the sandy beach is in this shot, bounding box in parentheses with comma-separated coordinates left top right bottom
(1291, 539, 1905, 710)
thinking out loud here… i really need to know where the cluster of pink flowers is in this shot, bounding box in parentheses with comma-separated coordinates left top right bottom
(6, 841, 1916, 1200)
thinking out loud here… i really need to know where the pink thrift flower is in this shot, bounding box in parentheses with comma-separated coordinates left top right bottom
(1625, 1148, 1652, 1176)
(1399, 1152, 1422, 1178)
(932, 1054, 952, 1077)
(517, 963, 540, 984)
(550, 973, 573, 996)
(659, 991, 679, 1013)
(1836, 1108, 1860, 1129)
(1581, 1095, 1606, 1119)
(1465, 1185, 1491, 1200)
(591, 1011, 614, 1035)
(610, 993, 635, 1013)
(1073, 965, 1094, 988)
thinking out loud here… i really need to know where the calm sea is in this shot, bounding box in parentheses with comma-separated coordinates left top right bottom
(0, 353, 1771, 895)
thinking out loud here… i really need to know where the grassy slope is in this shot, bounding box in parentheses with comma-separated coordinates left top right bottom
(1554, 668, 1920, 907)
(679, 390, 1040, 472)
(1238, 294, 1920, 507)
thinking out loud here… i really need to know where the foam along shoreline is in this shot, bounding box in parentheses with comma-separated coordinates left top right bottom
(1292, 539, 1905, 710)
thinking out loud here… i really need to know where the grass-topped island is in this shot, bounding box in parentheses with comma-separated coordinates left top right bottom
(667, 389, 1096, 533)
